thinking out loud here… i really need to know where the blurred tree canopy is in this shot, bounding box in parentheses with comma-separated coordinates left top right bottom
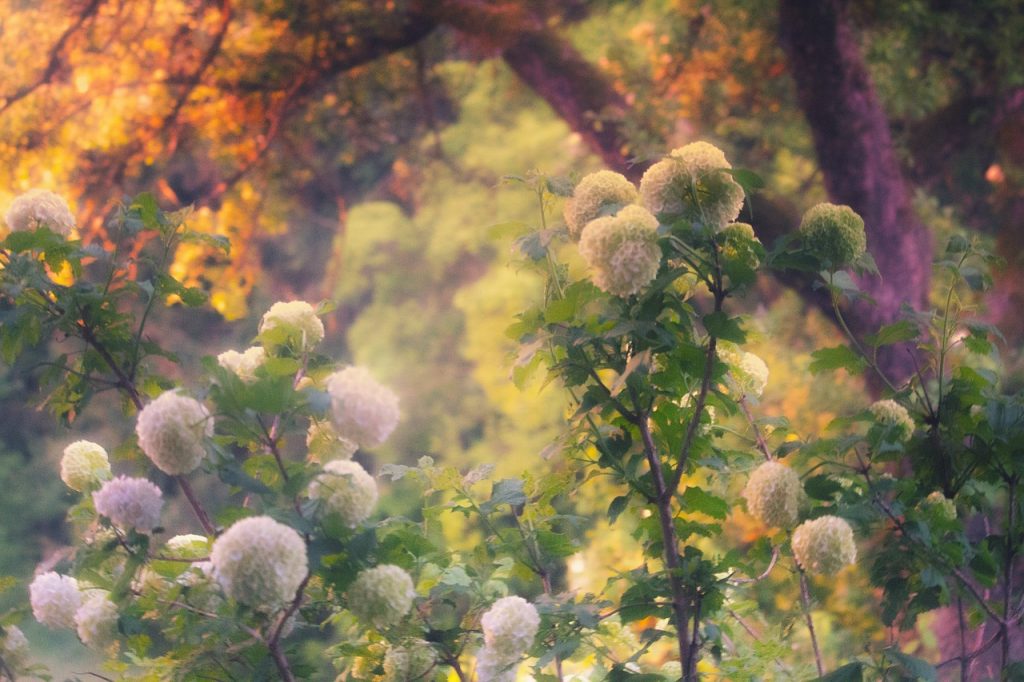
(2, 0, 1024, 674)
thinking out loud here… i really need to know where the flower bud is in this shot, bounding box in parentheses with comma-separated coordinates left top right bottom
(60, 440, 111, 492)
(308, 459, 378, 527)
(799, 203, 866, 269)
(259, 300, 324, 351)
(743, 461, 802, 529)
(348, 564, 415, 628)
(869, 399, 914, 441)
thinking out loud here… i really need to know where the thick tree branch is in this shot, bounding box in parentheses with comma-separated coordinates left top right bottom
(778, 0, 932, 384)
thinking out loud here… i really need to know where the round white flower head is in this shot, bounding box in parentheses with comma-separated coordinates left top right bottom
(475, 646, 518, 682)
(217, 346, 266, 382)
(165, 534, 210, 560)
(211, 516, 307, 611)
(347, 564, 415, 628)
(308, 459, 378, 527)
(1, 625, 29, 668)
(792, 515, 857, 576)
(563, 170, 639, 241)
(60, 440, 111, 492)
(135, 390, 213, 475)
(869, 399, 914, 441)
(75, 591, 118, 650)
(4, 189, 76, 236)
(639, 141, 744, 229)
(799, 203, 866, 269)
(383, 639, 436, 681)
(29, 572, 81, 629)
(259, 300, 324, 351)
(743, 461, 802, 529)
(481, 595, 540, 660)
(326, 366, 400, 449)
(922, 491, 957, 521)
(578, 204, 661, 297)
(306, 418, 358, 462)
(92, 476, 163, 533)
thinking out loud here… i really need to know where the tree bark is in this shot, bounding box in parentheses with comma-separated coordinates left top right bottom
(778, 0, 932, 384)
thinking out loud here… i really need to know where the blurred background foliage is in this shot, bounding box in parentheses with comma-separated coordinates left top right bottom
(1, 0, 1022, 676)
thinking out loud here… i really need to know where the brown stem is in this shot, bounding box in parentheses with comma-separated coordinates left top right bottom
(265, 572, 310, 682)
(1002, 477, 1017, 669)
(739, 397, 772, 461)
(79, 320, 143, 410)
(799, 570, 825, 677)
(638, 416, 693, 677)
(177, 476, 216, 536)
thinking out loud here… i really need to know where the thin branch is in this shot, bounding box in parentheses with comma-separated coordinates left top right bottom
(739, 397, 772, 461)
(178, 475, 217, 536)
(799, 570, 825, 677)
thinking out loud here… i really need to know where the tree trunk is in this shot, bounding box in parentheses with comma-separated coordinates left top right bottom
(778, 0, 932, 385)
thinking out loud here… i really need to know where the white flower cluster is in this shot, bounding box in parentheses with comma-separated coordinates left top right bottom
(578, 204, 662, 297)
(259, 300, 324, 351)
(217, 346, 266, 382)
(210, 516, 308, 611)
(743, 461, 802, 529)
(792, 515, 857, 576)
(306, 419, 358, 462)
(477, 596, 539, 681)
(75, 591, 118, 650)
(29, 572, 81, 629)
(326, 366, 400, 449)
(639, 141, 744, 229)
(60, 440, 111, 492)
(4, 189, 76, 236)
(382, 639, 436, 681)
(92, 475, 163, 533)
(869, 399, 914, 441)
(307, 459, 378, 527)
(135, 390, 213, 475)
(347, 564, 415, 628)
(563, 170, 639, 240)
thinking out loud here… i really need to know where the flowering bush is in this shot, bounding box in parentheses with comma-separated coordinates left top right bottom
(0, 156, 1020, 681)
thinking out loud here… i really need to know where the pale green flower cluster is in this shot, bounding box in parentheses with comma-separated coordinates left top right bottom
(60, 440, 111, 492)
(922, 491, 957, 521)
(307, 459, 378, 527)
(578, 204, 661, 297)
(75, 591, 118, 650)
(135, 390, 213, 475)
(869, 399, 914, 440)
(639, 141, 744, 229)
(719, 221, 762, 269)
(259, 300, 324, 351)
(563, 170, 639, 240)
(210, 516, 308, 611)
(719, 342, 769, 399)
(476, 595, 540, 680)
(164, 534, 210, 559)
(217, 346, 266, 382)
(347, 564, 415, 628)
(743, 461, 802, 529)
(383, 639, 436, 681)
(799, 203, 866, 269)
(306, 419, 358, 462)
(326, 366, 400, 449)
(92, 475, 163, 533)
(792, 515, 857, 576)
(4, 189, 76, 236)
(29, 572, 81, 629)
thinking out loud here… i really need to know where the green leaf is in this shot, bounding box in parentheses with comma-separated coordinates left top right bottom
(867, 320, 919, 348)
(818, 662, 864, 682)
(809, 345, 867, 375)
(536, 530, 577, 558)
(679, 486, 727, 520)
(725, 168, 765, 193)
(884, 649, 936, 681)
(608, 495, 629, 525)
(804, 474, 843, 501)
(480, 478, 527, 513)
(702, 311, 746, 344)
